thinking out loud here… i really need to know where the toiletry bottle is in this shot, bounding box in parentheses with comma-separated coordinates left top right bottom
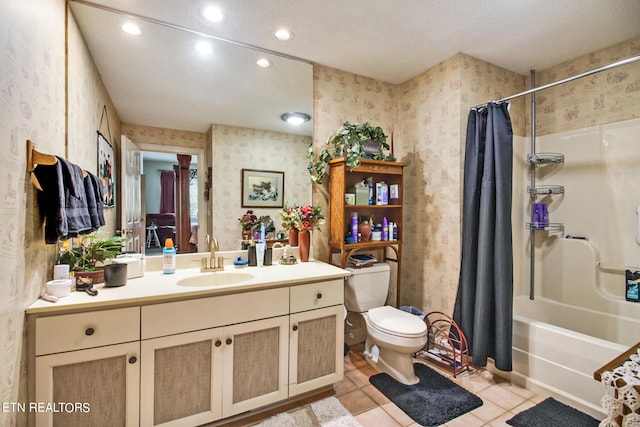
(256, 241, 266, 267)
(248, 240, 257, 266)
(366, 177, 374, 205)
(351, 212, 359, 240)
(162, 238, 176, 274)
(382, 217, 389, 241)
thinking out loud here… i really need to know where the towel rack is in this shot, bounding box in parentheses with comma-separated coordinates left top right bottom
(26, 140, 58, 191)
(26, 139, 57, 172)
(26, 140, 88, 191)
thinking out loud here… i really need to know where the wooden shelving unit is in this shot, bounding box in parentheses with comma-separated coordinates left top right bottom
(328, 158, 407, 305)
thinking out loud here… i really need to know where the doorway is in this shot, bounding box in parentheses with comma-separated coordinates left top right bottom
(141, 150, 202, 255)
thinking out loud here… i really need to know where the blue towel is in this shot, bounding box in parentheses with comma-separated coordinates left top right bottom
(34, 157, 94, 243)
(84, 171, 105, 229)
(58, 157, 92, 236)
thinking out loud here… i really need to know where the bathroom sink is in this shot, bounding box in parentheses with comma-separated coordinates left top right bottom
(177, 272, 254, 287)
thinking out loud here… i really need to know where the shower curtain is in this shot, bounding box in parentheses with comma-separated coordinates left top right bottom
(453, 102, 514, 371)
(160, 170, 175, 214)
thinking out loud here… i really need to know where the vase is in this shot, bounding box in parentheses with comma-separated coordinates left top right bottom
(298, 230, 310, 262)
(242, 229, 251, 241)
(358, 222, 372, 241)
(288, 228, 299, 247)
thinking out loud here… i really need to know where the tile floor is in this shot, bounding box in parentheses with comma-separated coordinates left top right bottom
(335, 349, 548, 427)
(240, 348, 550, 427)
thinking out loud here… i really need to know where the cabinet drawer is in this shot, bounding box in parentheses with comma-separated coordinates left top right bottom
(290, 280, 344, 313)
(142, 287, 289, 339)
(35, 307, 140, 355)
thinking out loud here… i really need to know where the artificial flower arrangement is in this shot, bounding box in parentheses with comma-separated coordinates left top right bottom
(280, 204, 324, 231)
(280, 204, 301, 230)
(238, 209, 259, 231)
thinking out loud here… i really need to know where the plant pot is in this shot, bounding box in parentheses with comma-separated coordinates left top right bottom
(74, 269, 105, 286)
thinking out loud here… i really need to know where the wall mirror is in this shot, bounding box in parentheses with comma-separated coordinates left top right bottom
(69, 1, 313, 252)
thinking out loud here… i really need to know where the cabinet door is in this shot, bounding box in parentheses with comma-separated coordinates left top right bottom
(35, 341, 140, 427)
(222, 315, 289, 417)
(140, 328, 224, 427)
(289, 305, 344, 396)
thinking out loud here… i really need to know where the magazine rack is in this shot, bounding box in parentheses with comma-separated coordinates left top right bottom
(415, 311, 470, 377)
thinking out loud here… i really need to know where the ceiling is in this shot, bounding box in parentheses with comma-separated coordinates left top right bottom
(70, 0, 640, 135)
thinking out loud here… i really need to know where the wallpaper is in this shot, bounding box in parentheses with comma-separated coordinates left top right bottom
(532, 36, 640, 135)
(0, 0, 66, 424)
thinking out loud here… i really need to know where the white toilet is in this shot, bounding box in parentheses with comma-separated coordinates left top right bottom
(344, 263, 428, 385)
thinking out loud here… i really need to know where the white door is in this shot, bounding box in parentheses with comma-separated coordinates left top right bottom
(120, 135, 143, 253)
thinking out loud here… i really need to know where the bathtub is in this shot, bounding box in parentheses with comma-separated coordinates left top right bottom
(509, 238, 640, 418)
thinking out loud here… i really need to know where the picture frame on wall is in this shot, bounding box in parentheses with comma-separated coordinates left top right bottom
(97, 131, 115, 208)
(241, 169, 284, 208)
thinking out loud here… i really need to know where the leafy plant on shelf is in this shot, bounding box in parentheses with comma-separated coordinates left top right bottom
(307, 121, 395, 184)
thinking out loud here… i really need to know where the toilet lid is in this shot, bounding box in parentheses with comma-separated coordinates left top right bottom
(367, 306, 427, 338)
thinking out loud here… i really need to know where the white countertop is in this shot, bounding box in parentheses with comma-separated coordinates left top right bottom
(27, 259, 350, 315)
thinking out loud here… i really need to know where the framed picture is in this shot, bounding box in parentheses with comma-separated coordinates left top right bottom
(97, 131, 115, 208)
(241, 169, 284, 208)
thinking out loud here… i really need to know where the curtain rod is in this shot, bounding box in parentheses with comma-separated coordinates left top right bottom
(474, 55, 640, 109)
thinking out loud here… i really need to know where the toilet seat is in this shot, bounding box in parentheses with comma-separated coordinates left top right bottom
(367, 306, 427, 338)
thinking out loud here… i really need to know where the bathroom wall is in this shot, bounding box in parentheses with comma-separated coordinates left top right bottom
(515, 37, 640, 300)
(0, 1, 120, 425)
(210, 124, 312, 250)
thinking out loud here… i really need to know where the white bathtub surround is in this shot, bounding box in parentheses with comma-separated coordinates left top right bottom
(511, 118, 640, 418)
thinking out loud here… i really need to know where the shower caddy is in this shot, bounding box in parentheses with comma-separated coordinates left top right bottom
(415, 311, 470, 377)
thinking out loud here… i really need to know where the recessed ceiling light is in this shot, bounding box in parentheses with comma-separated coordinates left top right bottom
(203, 6, 223, 22)
(256, 58, 271, 68)
(195, 41, 213, 55)
(273, 28, 294, 41)
(281, 112, 310, 125)
(121, 22, 141, 35)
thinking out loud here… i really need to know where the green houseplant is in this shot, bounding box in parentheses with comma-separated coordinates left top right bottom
(60, 234, 127, 284)
(307, 121, 395, 184)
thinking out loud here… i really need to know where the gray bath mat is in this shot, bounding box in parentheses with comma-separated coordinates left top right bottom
(369, 363, 482, 426)
(506, 397, 600, 427)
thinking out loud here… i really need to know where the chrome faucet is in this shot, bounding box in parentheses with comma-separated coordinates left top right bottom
(201, 238, 223, 272)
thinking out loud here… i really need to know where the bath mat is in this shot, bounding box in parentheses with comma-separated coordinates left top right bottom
(369, 363, 482, 426)
(253, 396, 361, 427)
(506, 397, 600, 427)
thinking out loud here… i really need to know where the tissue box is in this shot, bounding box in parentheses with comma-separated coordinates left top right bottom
(114, 254, 144, 279)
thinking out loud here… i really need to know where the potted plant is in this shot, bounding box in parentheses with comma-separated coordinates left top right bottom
(307, 121, 396, 184)
(59, 234, 127, 285)
(238, 209, 259, 240)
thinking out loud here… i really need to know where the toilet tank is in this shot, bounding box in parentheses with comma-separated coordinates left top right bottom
(344, 263, 391, 312)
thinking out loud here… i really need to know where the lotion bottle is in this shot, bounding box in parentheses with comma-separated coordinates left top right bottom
(162, 238, 176, 274)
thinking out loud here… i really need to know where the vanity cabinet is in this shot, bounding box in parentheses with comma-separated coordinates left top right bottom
(328, 158, 406, 303)
(32, 307, 141, 427)
(289, 281, 344, 396)
(29, 275, 346, 427)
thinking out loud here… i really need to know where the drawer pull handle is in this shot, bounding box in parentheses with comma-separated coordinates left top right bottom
(316, 292, 323, 299)
(128, 356, 137, 364)
(85, 327, 95, 336)
(226, 338, 233, 345)
(292, 324, 298, 332)
(215, 340, 222, 347)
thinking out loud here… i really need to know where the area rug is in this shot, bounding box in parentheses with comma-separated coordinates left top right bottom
(506, 397, 600, 427)
(254, 396, 362, 427)
(369, 363, 482, 426)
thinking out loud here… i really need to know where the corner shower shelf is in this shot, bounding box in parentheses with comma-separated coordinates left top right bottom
(526, 222, 564, 232)
(527, 152, 565, 165)
(527, 185, 565, 195)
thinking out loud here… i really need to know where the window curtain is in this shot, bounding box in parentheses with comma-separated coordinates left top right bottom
(159, 170, 175, 214)
(453, 102, 514, 371)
